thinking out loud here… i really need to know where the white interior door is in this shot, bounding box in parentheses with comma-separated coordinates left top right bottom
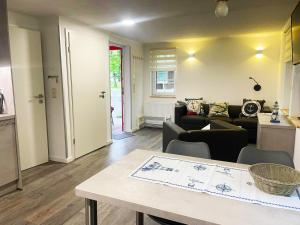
(68, 30, 108, 158)
(9, 26, 48, 170)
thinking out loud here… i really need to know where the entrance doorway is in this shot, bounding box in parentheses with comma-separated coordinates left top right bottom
(109, 46, 124, 136)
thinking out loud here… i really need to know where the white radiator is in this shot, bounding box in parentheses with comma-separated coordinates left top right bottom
(144, 102, 175, 127)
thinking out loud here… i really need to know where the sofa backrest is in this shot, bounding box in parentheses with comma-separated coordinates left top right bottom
(178, 125, 248, 162)
(228, 105, 242, 118)
(203, 104, 210, 115)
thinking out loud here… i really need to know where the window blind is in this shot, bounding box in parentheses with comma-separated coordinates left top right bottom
(149, 49, 177, 72)
(283, 26, 292, 63)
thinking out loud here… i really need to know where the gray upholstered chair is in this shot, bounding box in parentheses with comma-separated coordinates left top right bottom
(149, 140, 211, 225)
(165, 140, 211, 159)
(237, 146, 295, 168)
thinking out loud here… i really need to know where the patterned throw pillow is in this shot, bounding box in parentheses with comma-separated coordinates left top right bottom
(243, 99, 265, 109)
(208, 102, 229, 117)
(185, 98, 204, 115)
(241, 100, 261, 117)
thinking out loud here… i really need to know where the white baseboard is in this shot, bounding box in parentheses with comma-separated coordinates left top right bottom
(50, 156, 74, 163)
(125, 127, 141, 133)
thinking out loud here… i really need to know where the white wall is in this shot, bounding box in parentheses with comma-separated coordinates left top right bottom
(7, 12, 145, 162)
(39, 16, 68, 162)
(143, 33, 282, 115)
(8, 11, 40, 30)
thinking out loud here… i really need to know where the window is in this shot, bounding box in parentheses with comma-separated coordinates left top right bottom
(149, 49, 176, 96)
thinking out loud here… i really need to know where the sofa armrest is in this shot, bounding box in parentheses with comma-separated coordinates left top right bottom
(175, 104, 187, 125)
(163, 122, 186, 152)
(262, 106, 272, 113)
(210, 120, 244, 130)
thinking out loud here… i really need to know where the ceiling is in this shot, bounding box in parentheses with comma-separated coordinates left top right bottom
(7, 0, 300, 43)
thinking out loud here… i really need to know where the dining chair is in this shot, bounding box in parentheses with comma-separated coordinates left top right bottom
(165, 140, 211, 158)
(237, 146, 295, 168)
(149, 140, 211, 225)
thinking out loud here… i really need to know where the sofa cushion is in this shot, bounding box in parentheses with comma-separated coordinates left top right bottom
(209, 116, 233, 123)
(241, 100, 261, 118)
(185, 98, 205, 115)
(233, 117, 258, 129)
(208, 102, 229, 117)
(243, 98, 265, 109)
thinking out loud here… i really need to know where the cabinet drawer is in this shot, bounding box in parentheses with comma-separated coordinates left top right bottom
(0, 119, 18, 186)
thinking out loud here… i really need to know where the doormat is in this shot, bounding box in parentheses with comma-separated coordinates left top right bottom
(112, 132, 135, 140)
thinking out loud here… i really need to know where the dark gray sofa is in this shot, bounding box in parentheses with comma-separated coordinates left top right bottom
(175, 103, 271, 143)
(163, 120, 248, 162)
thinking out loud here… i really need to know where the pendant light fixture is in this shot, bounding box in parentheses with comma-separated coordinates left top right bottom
(215, 0, 229, 18)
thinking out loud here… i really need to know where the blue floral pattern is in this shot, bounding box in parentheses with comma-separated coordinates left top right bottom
(193, 164, 207, 171)
(216, 183, 232, 193)
(142, 162, 175, 172)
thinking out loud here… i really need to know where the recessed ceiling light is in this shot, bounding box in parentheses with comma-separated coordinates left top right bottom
(121, 19, 135, 26)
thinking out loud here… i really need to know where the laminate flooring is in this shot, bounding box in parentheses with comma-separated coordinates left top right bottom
(0, 128, 162, 225)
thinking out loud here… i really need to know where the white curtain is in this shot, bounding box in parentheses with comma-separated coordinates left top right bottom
(283, 26, 292, 63)
(278, 20, 294, 111)
(289, 64, 300, 116)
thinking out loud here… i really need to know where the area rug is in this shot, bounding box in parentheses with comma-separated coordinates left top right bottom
(112, 132, 135, 140)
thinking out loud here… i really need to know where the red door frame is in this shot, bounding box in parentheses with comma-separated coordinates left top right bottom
(109, 45, 124, 131)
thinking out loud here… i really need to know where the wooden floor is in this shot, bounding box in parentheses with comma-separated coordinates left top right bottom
(0, 128, 162, 225)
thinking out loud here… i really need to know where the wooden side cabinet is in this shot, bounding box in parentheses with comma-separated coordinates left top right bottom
(0, 116, 21, 196)
(257, 113, 296, 157)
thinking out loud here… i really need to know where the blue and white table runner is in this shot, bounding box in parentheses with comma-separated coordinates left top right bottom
(130, 155, 300, 212)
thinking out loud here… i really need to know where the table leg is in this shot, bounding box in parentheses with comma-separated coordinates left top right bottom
(85, 199, 98, 225)
(136, 212, 144, 225)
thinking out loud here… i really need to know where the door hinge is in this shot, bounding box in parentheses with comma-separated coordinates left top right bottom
(73, 138, 75, 145)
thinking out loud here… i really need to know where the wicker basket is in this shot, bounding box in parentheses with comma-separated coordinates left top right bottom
(249, 163, 300, 196)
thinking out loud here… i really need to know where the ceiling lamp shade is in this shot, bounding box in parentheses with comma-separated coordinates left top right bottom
(215, 0, 229, 18)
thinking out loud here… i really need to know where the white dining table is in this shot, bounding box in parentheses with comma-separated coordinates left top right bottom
(75, 149, 300, 225)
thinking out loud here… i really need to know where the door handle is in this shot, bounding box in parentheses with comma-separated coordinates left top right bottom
(33, 94, 45, 104)
(99, 91, 106, 99)
(34, 94, 44, 99)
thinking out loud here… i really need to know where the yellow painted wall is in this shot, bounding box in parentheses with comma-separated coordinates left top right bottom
(144, 33, 282, 107)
